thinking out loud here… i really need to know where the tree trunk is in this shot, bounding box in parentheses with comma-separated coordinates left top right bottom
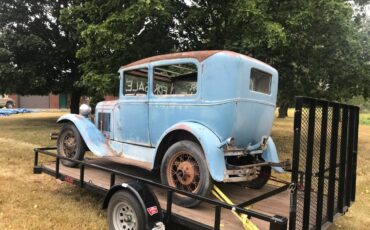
(70, 90, 81, 114)
(278, 101, 289, 118)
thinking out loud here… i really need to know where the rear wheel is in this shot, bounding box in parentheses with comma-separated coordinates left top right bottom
(57, 123, 85, 167)
(243, 163, 271, 189)
(160, 140, 213, 208)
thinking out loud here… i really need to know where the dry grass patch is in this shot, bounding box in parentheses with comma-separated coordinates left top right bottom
(0, 112, 106, 230)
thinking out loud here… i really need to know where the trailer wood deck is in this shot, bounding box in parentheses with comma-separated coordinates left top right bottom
(42, 158, 290, 230)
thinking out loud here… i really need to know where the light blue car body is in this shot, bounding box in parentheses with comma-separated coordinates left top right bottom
(58, 51, 283, 183)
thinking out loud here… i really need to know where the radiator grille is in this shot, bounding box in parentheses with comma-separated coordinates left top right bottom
(98, 112, 111, 132)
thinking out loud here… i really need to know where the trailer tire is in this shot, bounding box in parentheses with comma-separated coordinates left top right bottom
(108, 190, 145, 230)
(160, 140, 213, 208)
(57, 123, 85, 167)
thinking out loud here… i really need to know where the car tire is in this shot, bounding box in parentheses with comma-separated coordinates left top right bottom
(243, 164, 271, 189)
(5, 101, 14, 109)
(108, 190, 145, 230)
(57, 123, 85, 167)
(160, 140, 213, 208)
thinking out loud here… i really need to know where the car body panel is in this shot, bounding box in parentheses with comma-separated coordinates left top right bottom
(155, 121, 226, 182)
(262, 137, 284, 173)
(57, 114, 116, 157)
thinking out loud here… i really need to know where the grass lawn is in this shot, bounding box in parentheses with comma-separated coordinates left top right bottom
(0, 111, 369, 229)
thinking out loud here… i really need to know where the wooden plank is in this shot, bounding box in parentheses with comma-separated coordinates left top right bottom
(43, 158, 290, 230)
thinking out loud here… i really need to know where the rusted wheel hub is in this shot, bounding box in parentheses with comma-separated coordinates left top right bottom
(62, 131, 77, 157)
(176, 161, 195, 185)
(167, 152, 200, 192)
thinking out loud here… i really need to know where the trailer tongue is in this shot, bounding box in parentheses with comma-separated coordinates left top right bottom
(33, 97, 359, 230)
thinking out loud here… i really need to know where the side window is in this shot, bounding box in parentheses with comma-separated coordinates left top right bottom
(124, 68, 148, 96)
(249, 68, 272, 95)
(153, 63, 197, 96)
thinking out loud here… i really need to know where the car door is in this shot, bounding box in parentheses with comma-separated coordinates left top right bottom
(113, 67, 151, 146)
(149, 60, 200, 146)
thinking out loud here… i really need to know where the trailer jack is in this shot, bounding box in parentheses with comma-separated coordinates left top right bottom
(212, 185, 259, 230)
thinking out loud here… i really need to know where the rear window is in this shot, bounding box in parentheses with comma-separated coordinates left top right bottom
(249, 68, 272, 95)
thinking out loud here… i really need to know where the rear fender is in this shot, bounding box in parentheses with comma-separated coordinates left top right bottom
(57, 114, 116, 157)
(262, 137, 284, 173)
(156, 122, 226, 182)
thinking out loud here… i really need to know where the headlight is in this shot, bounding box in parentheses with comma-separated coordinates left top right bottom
(79, 104, 91, 117)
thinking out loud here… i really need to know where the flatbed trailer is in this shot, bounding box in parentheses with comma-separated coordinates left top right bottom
(33, 97, 360, 230)
(34, 147, 290, 230)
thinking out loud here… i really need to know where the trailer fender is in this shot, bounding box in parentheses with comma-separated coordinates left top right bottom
(57, 114, 115, 157)
(262, 137, 284, 173)
(157, 122, 226, 182)
(103, 182, 163, 229)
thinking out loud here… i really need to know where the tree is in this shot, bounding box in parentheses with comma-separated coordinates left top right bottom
(175, 0, 370, 118)
(60, 0, 178, 97)
(268, 0, 370, 117)
(0, 0, 82, 113)
(1, 0, 368, 117)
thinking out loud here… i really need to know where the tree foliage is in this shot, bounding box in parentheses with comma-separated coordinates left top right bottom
(0, 0, 82, 113)
(60, 0, 178, 97)
(0, 0, 369, 116)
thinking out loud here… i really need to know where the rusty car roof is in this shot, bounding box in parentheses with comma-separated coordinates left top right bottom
(122, 50, 272, 69)
(122, 50, 221, 68)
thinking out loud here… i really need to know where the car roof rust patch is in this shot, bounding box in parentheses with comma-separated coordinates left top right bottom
(122, 50, 272, 69)
(122, 50, 223, 69)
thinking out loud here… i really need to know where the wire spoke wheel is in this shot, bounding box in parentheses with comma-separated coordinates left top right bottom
(161, 140, 213, 208)
(167, 151, 201, 193)
(61, 130, 77, 158)
(57, 123, 85, 168)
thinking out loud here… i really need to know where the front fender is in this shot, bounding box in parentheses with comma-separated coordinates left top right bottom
(156, 122, 226, 182)
(57, 114, 116, 157)
(262, 137, 284, 173)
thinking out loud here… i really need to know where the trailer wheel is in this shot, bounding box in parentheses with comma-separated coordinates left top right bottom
(57, 123, 85, 167)
(243, 164, 271, 189)
(108, 190, 145, 230)
(160, 140, 213, 208)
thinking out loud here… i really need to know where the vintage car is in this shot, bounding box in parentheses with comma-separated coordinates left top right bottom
(0, 94, 15, 108)
(56, 50, 285, 208)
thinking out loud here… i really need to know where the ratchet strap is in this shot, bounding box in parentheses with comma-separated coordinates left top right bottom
(212, 185, 259, 230)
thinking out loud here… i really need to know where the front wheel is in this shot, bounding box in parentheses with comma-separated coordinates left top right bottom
(57, 123, 85, 167)
(160, 140, 213, 208)
(108, 190, 145, 230)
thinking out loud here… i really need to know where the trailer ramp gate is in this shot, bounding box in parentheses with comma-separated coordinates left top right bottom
(289, 97, 359, 230)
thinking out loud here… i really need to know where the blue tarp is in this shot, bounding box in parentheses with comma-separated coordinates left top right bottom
(0, 108, 32, 116)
